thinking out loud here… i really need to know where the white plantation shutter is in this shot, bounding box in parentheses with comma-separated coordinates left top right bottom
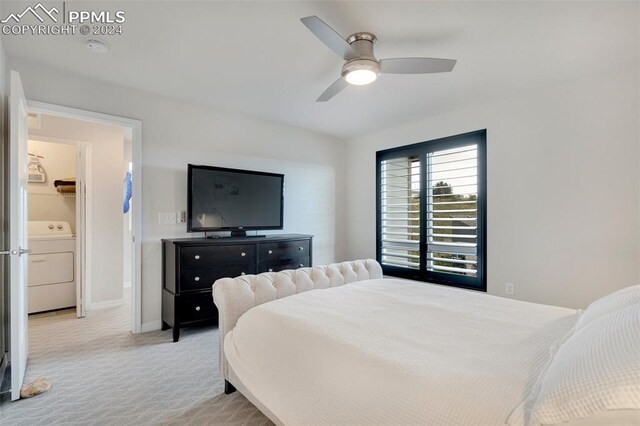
(426, 145, 478, 277)
(379, 156, 420, 269)
(376, 131, 486, 290)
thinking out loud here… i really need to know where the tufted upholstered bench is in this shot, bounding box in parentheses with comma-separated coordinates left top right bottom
(212, 259, 382, 391)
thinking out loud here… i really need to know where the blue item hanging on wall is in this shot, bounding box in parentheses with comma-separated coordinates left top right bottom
(123, 171, 132, 213)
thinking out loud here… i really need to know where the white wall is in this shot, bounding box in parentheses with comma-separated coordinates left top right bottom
(10, 56, 347, 330)
(26, 140, 76, 232)
(28, 114, 125, 307)
(346, 67, 640, 309)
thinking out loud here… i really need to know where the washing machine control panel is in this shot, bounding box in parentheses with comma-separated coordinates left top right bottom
(29, 221, 73, 238)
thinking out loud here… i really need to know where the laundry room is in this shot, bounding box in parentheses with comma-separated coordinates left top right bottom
(26, 111, 134, 325)
(26, 138, 78, 314)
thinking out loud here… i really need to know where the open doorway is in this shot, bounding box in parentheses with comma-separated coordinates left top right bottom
(4, 75, 143, 399)
(25, 136, 83, 318)
(25, 104, 141, 333)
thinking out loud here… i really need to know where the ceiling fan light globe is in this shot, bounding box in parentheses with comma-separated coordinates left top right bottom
(341, 59, 381, 86)
(345, 69, 378, 85)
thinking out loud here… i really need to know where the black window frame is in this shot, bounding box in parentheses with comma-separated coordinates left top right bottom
(376, 129, 487, 292)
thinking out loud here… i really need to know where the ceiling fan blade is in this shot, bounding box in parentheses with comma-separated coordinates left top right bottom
(316, 78, 348, 102)
(380, 58, 457, 74)
(301, 16, 358, 60)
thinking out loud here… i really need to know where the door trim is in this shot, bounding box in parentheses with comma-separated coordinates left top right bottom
(27, 101, 143, 334)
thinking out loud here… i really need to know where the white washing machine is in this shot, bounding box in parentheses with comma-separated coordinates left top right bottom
(28, 221, 76, 313)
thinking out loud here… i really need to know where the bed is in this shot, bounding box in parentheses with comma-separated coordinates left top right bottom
(213, 259, 640, 426)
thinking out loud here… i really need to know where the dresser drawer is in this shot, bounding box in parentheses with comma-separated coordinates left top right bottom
(180, 292, 217, 324)
(179, 264, 256, 292)
(258, 240, 309, 261)
(180, 244, 256, 268)
(258, 256, 310, 273)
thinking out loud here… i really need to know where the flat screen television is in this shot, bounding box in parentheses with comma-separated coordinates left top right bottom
(187, 164, 284, 236)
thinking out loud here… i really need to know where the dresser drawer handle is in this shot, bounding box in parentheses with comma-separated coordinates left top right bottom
(299, 263, 304, 267)
(241, 252, 246, 257)
(268, 268, 273, 272)
(299, 247, 304, 251)
(194, 255, 200, 260)
(194, 276, 200, 282)
(195, 306, 201, 312)
(268, 250, 273, 255)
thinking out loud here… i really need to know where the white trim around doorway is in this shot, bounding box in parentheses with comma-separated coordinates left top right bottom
(27, 101, 143, 334)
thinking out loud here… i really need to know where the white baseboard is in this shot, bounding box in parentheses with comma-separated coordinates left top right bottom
(140, 320, 162, 333)
(88, 298, 124, 311)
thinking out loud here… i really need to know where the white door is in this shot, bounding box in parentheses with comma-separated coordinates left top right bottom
(9, 71, 30, 401)
(75, 144, 87, 318)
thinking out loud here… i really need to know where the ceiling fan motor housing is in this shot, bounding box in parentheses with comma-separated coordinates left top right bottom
(342, 32, 381, 80)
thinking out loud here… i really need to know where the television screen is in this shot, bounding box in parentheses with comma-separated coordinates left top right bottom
(187, 165, 284, 232)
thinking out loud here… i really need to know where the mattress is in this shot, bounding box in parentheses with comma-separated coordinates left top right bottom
(224, 278, 578, 425)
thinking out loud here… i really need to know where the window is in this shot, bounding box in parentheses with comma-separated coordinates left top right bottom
(376, 130, 487, 291)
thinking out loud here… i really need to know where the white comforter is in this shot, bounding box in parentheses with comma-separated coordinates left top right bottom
(224, 278, 577, 425)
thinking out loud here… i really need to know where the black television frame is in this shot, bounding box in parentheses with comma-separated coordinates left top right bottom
(187, 164, 284, 235)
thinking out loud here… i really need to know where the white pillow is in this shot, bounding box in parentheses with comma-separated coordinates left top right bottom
(577, 285, 640, 329)
(512, 304, 640, 425)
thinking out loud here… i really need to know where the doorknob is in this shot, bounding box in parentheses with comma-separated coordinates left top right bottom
(0, 248, 31, 256)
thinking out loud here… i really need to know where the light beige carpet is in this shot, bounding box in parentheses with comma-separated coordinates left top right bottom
(0, 294, 271, 425)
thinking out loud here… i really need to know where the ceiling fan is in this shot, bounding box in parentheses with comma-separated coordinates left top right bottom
(300, 16, 457, 102)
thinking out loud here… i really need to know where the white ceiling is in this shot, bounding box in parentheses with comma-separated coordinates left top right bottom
(2, 1, 638, 139)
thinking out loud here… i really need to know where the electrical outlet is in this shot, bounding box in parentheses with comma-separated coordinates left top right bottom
(505, 282, 515, 296)
(158, 212, 177, 224)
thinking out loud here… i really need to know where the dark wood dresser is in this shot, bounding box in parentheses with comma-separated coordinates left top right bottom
(161, 234, 313, 341)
